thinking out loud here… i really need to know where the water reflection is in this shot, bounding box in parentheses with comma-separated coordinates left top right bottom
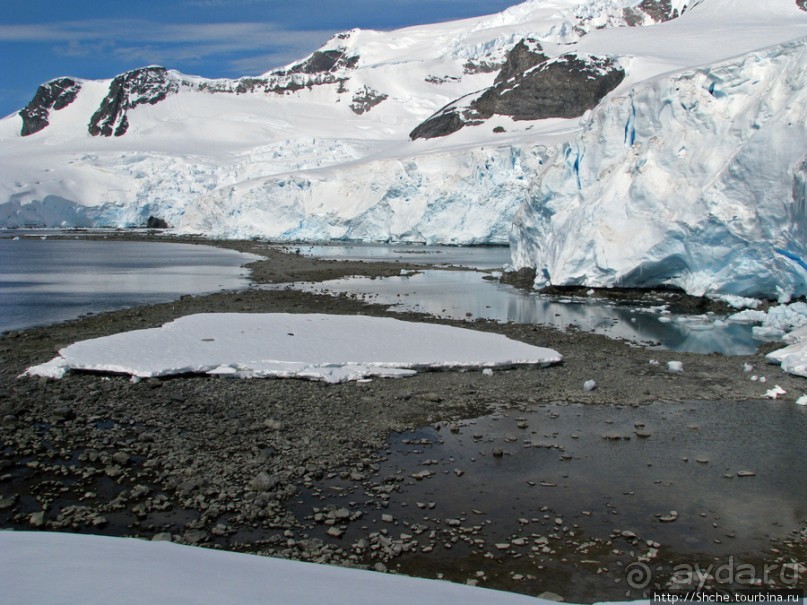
(286, 271, 762, 355)
(0, 238, 258, 333)
(282, 243, 511, 270)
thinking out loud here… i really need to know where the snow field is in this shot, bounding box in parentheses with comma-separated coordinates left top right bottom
(25, 313, 562, 382)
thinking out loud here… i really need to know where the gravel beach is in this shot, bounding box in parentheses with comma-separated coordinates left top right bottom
(1, 238, 804, 601)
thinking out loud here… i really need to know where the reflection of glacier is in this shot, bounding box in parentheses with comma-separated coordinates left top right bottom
(274, 270, 761, 355)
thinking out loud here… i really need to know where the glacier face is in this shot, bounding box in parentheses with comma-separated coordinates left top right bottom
(2, 0, 807, 297)
(509, 37, 807, 299)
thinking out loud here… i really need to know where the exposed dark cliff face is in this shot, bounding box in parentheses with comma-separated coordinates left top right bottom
(279, 50, 360, 76)
(409, 108, 468, 140)
(494, 38, 548, 85)
(349, 86, 389, 115)
(475, 54, 625, 121)
(410, 47, 625, 140)
(19, 78, 82, 136)
(88, 67, 178, 137)
(624, 0, 687, 25)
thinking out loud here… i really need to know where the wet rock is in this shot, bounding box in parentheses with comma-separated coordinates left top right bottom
(0, 494, 18, 510)
(659, 511, 679, 523)
(29, 511, 45, 527)
(250, 471, 279, 492)
(183, 529, 208, 544)
(91, 515, 108, 528)
(151, 533, 173, 542)
(538, 591, 565, 602)
(420, 392, 443, 403)
(112, 451, 131, 466)
(264, 419, 285, 431)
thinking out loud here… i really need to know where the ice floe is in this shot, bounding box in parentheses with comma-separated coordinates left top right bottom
(24, 313, 562, 383)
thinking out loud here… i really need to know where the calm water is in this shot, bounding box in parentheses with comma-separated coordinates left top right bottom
(293, 399, 807, 602)
(2, 239, 765, 354)
(285, 243, 511, 270)
(281, 270, 763, 355)
(0, 238, 258, 333)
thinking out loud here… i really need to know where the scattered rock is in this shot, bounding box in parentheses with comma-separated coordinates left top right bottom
(250, 471, 279, 492)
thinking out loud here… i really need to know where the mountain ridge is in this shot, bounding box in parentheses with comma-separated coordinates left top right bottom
(2, 0, 807, 298)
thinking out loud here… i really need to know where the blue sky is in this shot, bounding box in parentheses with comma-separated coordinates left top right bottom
(1, 0, 520, 118)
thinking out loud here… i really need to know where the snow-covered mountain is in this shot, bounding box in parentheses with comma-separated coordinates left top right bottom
(2, 0, 807, 298)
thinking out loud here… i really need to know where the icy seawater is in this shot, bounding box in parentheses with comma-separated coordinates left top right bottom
(294, 400, 807, 602)
(285, 270, 762, 355)
(0, 238, 258, 333)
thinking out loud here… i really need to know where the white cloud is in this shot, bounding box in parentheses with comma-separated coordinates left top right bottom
(0, 19, 334, 75)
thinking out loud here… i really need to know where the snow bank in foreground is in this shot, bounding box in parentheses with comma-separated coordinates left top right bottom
(25, 313, 562, 382)
(0, 531, 567, 605)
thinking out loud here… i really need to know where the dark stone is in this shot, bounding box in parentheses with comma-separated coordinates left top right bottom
(798, 0, 807, 12)
(409, 109, 468, 141)
(88, 67, 178, 137)
(146, 216, 169, 229)
(411, 51, 624, 140)
(463, 60, 503, 75)
(637, 0, 679, 22)
(350, 86, 389, 115)
(624, 0, 687, 25)
(494, 38, 548, 85)
(473, 54, 625, 121)
(278, 50, 359, 76)
(19, 78, 82, 136)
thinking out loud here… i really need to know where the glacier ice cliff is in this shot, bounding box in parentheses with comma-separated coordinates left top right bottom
(509, 38, 807, 299)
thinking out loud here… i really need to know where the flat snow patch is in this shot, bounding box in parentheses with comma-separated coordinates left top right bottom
(0, 531, 602, 605)
(25, 313, 562, 383)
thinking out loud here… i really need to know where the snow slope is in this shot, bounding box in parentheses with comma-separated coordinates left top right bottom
(2, 0, 807, 296)
(25, 313, 562, 382)
(0, 531, 576, 605)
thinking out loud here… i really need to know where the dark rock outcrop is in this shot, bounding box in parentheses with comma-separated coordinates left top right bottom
(146, 216, 169, 229)
(411, 49, 625, 140)
(624, 0, 686, 25)
(474, 54, 625, 121)
(409, 108, 469, 140)
(19, 78, 82, 136)
(88, 67, 178, 137)
(275, 50, 359, 76)
(350, 86, 389, 115)
(494, 38, 548, 85)
(798, 0, 807, 12)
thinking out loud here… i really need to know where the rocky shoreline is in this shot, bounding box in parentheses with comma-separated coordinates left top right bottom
(1, 238, 805, 601)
